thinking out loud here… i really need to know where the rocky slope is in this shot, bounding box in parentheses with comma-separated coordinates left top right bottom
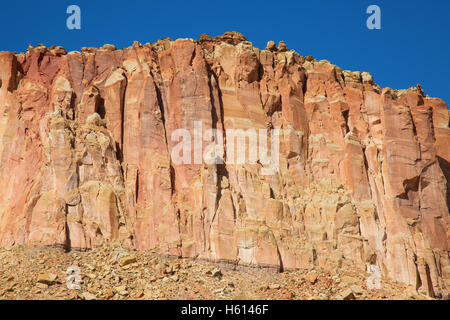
(0, 244, 425, 300)
(0, 32, 448, 298)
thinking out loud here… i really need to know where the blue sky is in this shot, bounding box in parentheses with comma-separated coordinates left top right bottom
(1, 0, 449, 105)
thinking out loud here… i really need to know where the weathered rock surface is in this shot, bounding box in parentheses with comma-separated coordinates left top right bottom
(0, 32, 448, 298)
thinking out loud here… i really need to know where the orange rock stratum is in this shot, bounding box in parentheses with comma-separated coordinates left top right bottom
(0, 32, 448, 297)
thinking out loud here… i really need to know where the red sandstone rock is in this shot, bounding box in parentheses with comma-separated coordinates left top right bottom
(0, 33, 448, 298)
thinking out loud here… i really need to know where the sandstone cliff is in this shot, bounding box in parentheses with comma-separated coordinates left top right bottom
(0, 32, 448, 297)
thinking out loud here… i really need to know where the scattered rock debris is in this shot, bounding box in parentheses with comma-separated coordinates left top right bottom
(0, 245, 431, 300)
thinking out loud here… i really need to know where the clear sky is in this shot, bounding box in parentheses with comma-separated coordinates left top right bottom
(1, 0, 449, 105)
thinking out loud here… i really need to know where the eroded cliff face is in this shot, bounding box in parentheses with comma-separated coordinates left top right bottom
(0, 32, 448, 297)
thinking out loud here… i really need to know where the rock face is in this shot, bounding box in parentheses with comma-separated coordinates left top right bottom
(0, 32, 449, 297)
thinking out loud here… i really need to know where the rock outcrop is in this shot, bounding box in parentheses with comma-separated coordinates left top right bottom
(0, 32, 448, 297)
